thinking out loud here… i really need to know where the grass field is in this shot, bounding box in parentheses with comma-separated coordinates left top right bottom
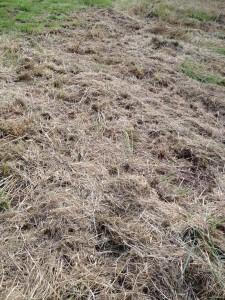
(0, 0, 225, 299)
(0, 0, 112, 33)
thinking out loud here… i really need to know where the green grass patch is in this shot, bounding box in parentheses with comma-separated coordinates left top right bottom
(214, 47, 225, 56)
(153, 3, 175, 21)
(185, 8, 217, 22)
(0, 49, 19, 67)
(181, 61, 225, 87)
(115, 0, 151, 12)
(0, 0, 112, 34)
(123, 130, 133, 153)
(115, 1, 218, 24)
(0, 190, 10, 212)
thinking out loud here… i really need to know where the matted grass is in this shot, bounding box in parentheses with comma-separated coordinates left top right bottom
(0, 0, 225, 299)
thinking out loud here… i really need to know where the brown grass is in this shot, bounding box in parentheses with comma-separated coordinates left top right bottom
(0, 2, 225, 300)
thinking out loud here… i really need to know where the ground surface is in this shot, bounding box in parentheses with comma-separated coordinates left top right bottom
(0, 1, 225, 299)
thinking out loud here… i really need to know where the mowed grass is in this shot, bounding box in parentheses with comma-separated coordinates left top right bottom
(0, 0, 112, 33)
(0, 0, 219, 33)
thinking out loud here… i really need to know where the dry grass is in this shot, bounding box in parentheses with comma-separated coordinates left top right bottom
(0, 1, 225, 299)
